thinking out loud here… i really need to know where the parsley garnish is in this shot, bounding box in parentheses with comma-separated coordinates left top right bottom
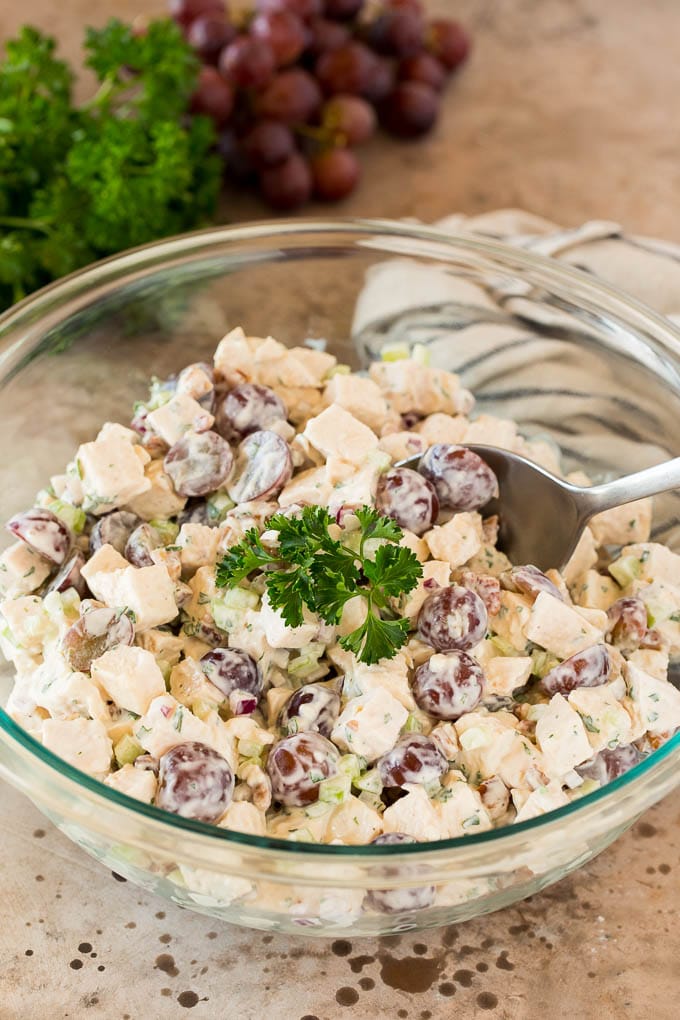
(216, 506, 422, 665)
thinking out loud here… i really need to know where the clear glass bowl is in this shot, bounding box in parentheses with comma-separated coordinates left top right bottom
(1, 220, 679, 937)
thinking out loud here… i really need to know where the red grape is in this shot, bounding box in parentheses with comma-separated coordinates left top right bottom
(322, 94, 376, 145)
(316, 42, 380, 97)
(310, 147, 360, 200)
(217, 129, 255, 181)
(419, 444, 498, 512)
(91, 511, 142, 556)
(417, 584, 488, 652)
(365, 8, 425, 59)
(215, 381, 288, 439)
(502, 564, 564, 603)
(164, 431, 234, 498)
(375, 466, 438, 535)
(279, 683, 341, 738)
(7, 507, 72, 565)
(228, 430, 293, 501)
(306, 17, 350, 56)
(251, 10, 308, 67)
(257, 0, 322, 19)
(380, 81, 439, 137)
(169, 0, 226, 30)
(156, 741, 234, 823)
(62, 607, 134, 673)
(607, 597, 648, 651)
(267, 732, 340, 806)
(255, 68, 323, 123)
(323, 0, 363, 20)
(45, 551, 88, 599)
(542, 645, 611, 697)
(242, 120, 295, 170)
(413, 650, 484, 720)
(190, 66, 234, 126)
(427, 18, 471, 72)
(187, 15, 236, 63)
(362, 57, 394, 104)
(260, 152, 313, 208)
(219, 35, 276, 89)
(398, 52, 446, 92)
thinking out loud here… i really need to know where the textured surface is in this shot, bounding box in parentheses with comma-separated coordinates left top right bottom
(2, 0, 680, 1017)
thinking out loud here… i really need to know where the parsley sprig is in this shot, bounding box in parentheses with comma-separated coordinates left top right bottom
(216, 506, 422, 665)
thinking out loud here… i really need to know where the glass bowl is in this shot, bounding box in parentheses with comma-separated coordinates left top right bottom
(1, 220, 679, 937)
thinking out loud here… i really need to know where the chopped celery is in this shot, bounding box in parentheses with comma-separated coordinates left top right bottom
(490, 635, 521, 657)
(531, 648, 560, 679)
(207, 489, 235, 524)
(211, 587, 259, 632)
(191, 698, 218, 722)
(357, 790, 384, 813)
(150, 519, 179, 545)
(238, 738, 266, 761)
(147, 377, 174, 410)
(337, 754, 364, 782)
(403, 712, 424, 733)
(569, 778, 600, 801)
(326, 363, 351, 377)
(114, 734, 145, 767)
(608, 555, 642, 588)
(48, 499, 86, 534)
(318, 773, 352, 805)
(288, 642, 326, 680)
(380, 342, 410, 362)
(411, 342, 430, 366)
(355, 768, 383, 795)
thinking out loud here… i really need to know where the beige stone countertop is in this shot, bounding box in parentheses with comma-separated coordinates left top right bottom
(2, 1, 680, 1017)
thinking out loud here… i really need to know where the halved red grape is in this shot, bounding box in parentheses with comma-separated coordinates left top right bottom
(62, 606, 134, 673)
(458, 571, 501, 616)
(200, 646, 262, 698)
(419, 444, 498, 512)
(576, 744, 643, 785)
(260, 152, 313, 208)
(190, 66, 235, 126)
(90, 510, 143, 556)
(134, 753, 160, 774)
(412, 650, 484, 720)
(187, 15, 236, 63)
(417, 584, 487, 652)
(398, 52, 446, 91)
(215, 382, 288, 442)
(501, 564, 564, 603)
(242, 121, 296, 170)
(156, 741, 234, 823)
(251, 10, 308, 66)
(169, 0, 226, 29)
(365, 7, 425, 58)
(44, 550, 89, 599)
(322, 94, 376, 145)
(316, 42, 380, 97)
(607, 597, 648, 651)
(124, 523, 165, 568)
(365, 832, 435, 913)
(375, 466, 439, 536)
(542, 644, 610, 696)
(427, 17, 471, 72)
(378, 733, 447, 788)
(227, 430, 292, 503)
(219, 35, 276, 89)
(279, 683, 341, 737)
(256, 68, 323, 123)
(310, 147, 361, 200)
(165, 431, 234, 498)
(267, 731, 340, 806)
(7, 507, 72, 565)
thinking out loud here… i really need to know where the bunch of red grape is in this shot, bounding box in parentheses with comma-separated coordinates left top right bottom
(169, 0, 471, 209)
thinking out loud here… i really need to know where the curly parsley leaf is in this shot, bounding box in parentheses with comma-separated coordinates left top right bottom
(215, 505, 422, 665)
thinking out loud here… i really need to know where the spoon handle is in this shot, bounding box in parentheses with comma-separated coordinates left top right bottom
(581, 457, 680, 516)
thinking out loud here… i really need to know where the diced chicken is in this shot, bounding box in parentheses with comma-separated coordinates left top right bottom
(382, 784, 442, 841)
(331, 689, 408, 762)
(424, 512, 483, 570)
(76, 433, 151, 515)
(513, 783, 570, 822)
(620, 543, 680, 586)
(80, 544, 128, 604)
(125, 459, 187, 520)
(627, 648, 669, 682)
(91, 645, 166, 716)
(104, 764, 157, 802)
(343, 650, 415, 711)
(114, 564, 178, 631)
(134, 694, 234, 764)
(0, 541, 53, 597)
(463, 415, 517, 449)
(562, 527, 598, 587)
(491, 592, 533, 653)
(146, 393, 214, 446)
(455, 711, 543, 789)
(568, 682, 633, 753)
(535, 694, 593, 777)
(625, 662, 680, 737)
(219, 801, 267, 836)
(259, 592, 329, 649)
(42, 717, 113, 775)
(213, 327, 273, 386)
(0, 596, 51, 655)
(176, 523, 220, 577)
(324, 373, 388, 433)
(303, 404, 378, 465)
(571, 569, 621, 610)
(326, 797, 383, 845)
(369, 359, 472, 417)
(525, 591, 604, 658)
(415, 413, 468, 447)
(435, 774, 492, 837)
(379, 431, 427, 463)
(484, 656, 533, 698)
(590, 498, 652, 546)
(399, 530, 430, 563)
(169, 657, 224, 710)
(278, 465, 332, 508)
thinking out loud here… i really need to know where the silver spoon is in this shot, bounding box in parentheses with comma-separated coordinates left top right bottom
(397, 444, 680, 572)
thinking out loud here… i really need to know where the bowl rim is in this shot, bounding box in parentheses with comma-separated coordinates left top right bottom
(1, 215, 680, 859)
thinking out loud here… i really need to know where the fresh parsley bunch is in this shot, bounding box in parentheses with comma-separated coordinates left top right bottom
(216, 506, 423, 666)
(0, 20, 220, 311)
